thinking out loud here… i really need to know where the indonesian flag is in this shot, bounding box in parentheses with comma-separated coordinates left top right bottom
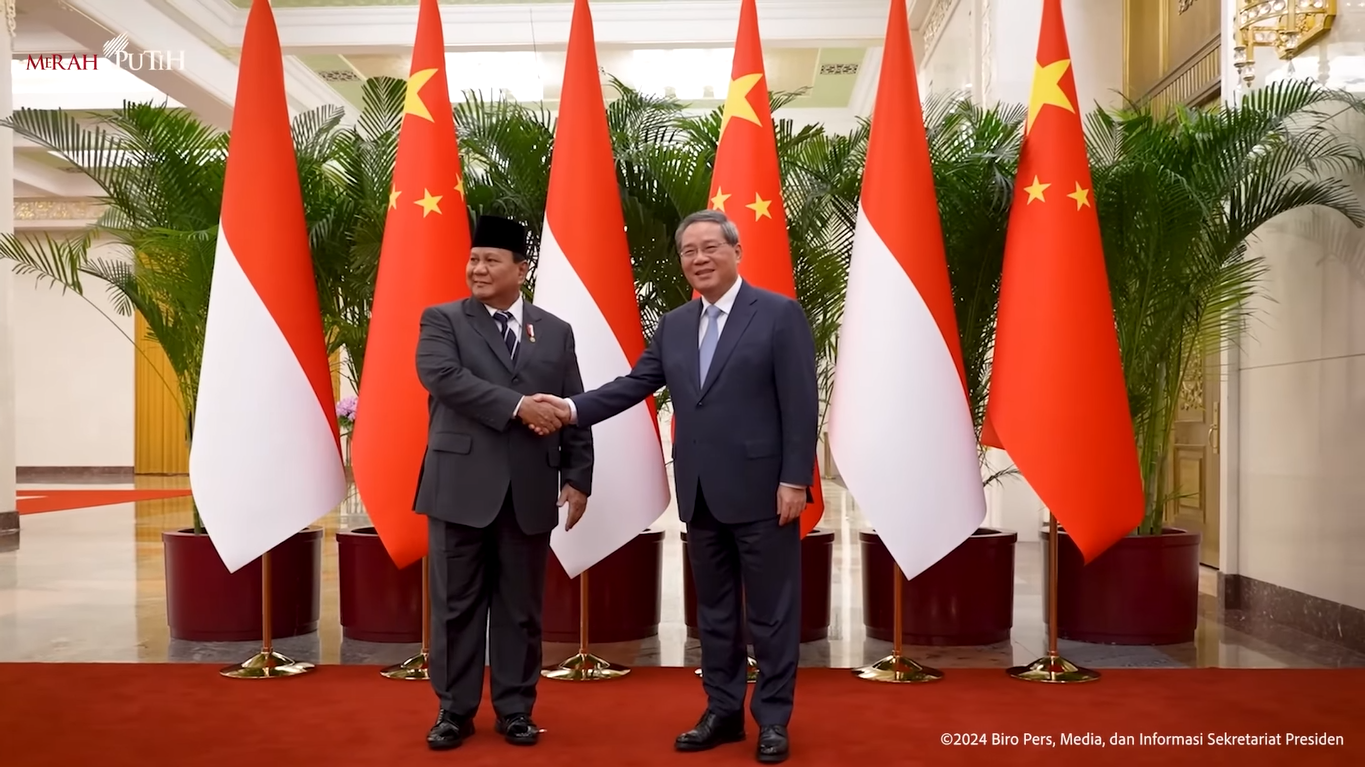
(981, 0, 1143, 561)
(350, 0, 470, 568)
(535, 0, 670, 578)
(710, 0, 825, 537)
(189, 0, 346, 572)
(827, 0, 985, 580)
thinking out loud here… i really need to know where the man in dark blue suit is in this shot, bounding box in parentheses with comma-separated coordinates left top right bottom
(534, 209, 818, 764)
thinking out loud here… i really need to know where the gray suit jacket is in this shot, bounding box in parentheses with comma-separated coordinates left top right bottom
(414, 297, 593, 535)
(572, 281, 817, 525)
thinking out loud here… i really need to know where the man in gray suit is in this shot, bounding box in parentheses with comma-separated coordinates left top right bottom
(414, 215, 593, 751)
(535, 209, 818, 764)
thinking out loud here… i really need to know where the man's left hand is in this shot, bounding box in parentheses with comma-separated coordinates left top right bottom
(559, 485, 588, 530)
(776, 485, 805, 526)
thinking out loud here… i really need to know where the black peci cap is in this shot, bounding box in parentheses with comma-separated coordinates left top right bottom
(471, 215, 528, 260)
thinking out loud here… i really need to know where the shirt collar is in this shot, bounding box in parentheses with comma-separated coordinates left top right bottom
(701, 277, 743, 316)
(484, 295, 524, 324)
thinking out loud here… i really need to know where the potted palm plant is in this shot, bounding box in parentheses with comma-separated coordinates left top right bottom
(1048, 79, 1365, 644)
(859, 96, 1024, 646)
(0, 101, 342, 641)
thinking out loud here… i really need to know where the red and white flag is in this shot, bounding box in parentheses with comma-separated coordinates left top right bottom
(535, 0, 671, 577)
(189, 0, 346, 572)
(827, 0, 985, 579)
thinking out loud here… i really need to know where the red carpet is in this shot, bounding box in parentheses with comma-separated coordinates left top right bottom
(2, 665, 1361, 766)
(16, 488, 193, 514)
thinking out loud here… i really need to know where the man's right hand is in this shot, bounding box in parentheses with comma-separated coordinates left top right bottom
(532, 394, 573, 428)
(518, 396, 569, 436)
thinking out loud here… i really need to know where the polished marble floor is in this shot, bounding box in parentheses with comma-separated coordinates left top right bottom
(2, 475, 1363, 670)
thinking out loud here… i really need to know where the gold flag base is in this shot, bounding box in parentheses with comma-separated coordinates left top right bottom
(541, 651, 630, 681)
(694, 656, 759, 683)
(380, 651, 430, 681)
(852, 653, 943, 683)
(220, 650, 314, 679)
(1006, 653, 1100, 684)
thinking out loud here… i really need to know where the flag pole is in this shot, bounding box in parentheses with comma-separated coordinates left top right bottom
(221, 549, 314, 678)
(382, 556, 432, 680)
(542, 567, 630, 681)
(853, 562, 942, 683)
(1006, 514, 1099, 683)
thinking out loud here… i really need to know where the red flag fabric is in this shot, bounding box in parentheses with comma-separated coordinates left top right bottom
(350, 0, 470, 568)
(534, 0, 671, 577)
(981, 0, 1143, 561)
(709, 0, 825, 537)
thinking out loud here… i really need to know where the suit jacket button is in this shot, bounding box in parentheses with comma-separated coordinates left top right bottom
(512, 376, 520, 383)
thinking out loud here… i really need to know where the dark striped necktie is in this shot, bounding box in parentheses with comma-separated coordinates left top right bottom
(493, 311, 518, 360)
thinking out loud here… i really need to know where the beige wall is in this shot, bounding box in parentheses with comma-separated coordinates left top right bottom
(11, 233, 134, 469)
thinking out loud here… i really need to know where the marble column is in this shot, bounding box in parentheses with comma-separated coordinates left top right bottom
(0, 0, 17, 553)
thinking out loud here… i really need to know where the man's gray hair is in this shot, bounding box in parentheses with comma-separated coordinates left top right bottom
(676, 209, 740, 250)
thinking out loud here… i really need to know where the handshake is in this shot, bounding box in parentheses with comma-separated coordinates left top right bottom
(517, 393, 573, 436)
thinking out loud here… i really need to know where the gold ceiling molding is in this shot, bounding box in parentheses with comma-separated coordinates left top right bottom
(1233, 0, 1336, 85)
(14, 199, 106, 223)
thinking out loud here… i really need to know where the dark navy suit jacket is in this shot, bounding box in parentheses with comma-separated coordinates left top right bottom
(572, 280, 819, 525)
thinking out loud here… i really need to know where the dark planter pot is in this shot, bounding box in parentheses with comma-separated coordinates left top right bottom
(1050, 526, 1201, 645)
(337, 527, 423, 643)
(163, 527, 322, 641)
(861, 528, 1017, 645)
(542, 530, 665, 643)
(682, 529, 833, 643)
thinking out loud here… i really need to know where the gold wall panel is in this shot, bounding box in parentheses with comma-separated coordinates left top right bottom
(133, 312, 189, 475)
(1125, 0, 1221, 107)
(1126, 0, 1167, 99)
(1168, 0, 1219, 73)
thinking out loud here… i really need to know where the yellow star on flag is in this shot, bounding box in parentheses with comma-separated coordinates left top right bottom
(745, 193, 772, 221)
(388, 187, 401, 209)
(454, 177, 464, 198)
(1026, 58, 1075, 134)
(414, 188, 443, 216)
(1067, 182, 1091, 210)
(719, 73, 764, 137)
(1023, 176, 1049, 204)
(710, 188, 732, 212)
(404, 68, 439, 122)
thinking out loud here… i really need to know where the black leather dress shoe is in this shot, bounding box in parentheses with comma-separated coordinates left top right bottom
(426, 710, 475, 751)
(495, 713, 540, 746)
(675, 711, 746, 752)
(756, 725, 789, 763)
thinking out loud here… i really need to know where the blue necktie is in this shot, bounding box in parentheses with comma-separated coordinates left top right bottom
(698, 304, 721, 386)
(494, 311, 518, 360)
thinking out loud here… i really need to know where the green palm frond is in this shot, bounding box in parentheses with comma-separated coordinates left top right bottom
(1090, 77, 1365, 532)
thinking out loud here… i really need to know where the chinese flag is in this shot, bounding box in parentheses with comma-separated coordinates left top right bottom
(981, 0, 1143, 561)
(350, 0, 470, 568)
(709, 0, 824, 537)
